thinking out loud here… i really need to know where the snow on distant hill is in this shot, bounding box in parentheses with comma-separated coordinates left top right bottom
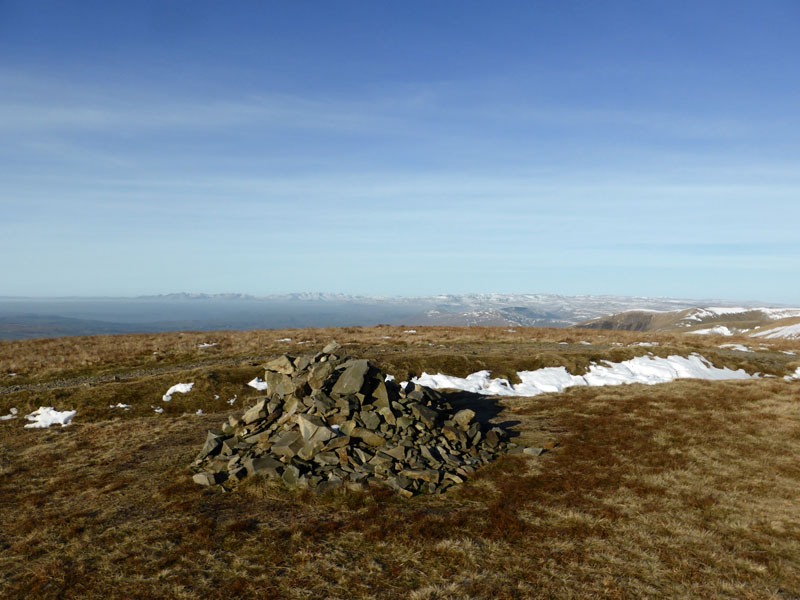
(750, 321, 800, 340)
(576, 305, 800, 339)
(127, 292, 709, 328)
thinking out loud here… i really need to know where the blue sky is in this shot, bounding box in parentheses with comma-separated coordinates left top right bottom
(2, 1, 799, 302)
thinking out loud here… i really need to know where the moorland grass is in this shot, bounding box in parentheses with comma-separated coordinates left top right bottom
(0, 327, 799, 598)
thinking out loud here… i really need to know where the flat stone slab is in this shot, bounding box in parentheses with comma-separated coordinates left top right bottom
(331, 360, 371, 396)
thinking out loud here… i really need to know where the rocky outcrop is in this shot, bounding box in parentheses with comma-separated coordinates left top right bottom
(191, 343, 528, 496)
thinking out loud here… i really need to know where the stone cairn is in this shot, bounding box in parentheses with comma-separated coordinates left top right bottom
(191, 342, 529, 496)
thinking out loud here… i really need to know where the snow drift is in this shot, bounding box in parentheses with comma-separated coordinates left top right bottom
(412, 353, 755, 397)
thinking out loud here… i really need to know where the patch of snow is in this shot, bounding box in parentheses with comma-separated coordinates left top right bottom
(109, 403, 132, 410)
(578, 341, 592, 345)
(686, 307, 800, 322)
(505, 329, 517, 333)
(162, 382, 194, 402)
(381, 336, 392, 339)
(213, 394, 220, 399)
(703, 306, 752, 316)
(630, 342, 659, 347)
(248, 377, 269, 391)
(151, 405, 164, 414)
(558, 342, 568, 345)
(385, 374, 395, 382)
(198, 342, 218, 349)
(412, 353, 756, 397)
(781, 351, 796, 355)
(228, 395, 237, 406)
(719, 343, 753, 352)
(686, 326, 734, 336)
(196, 409, 204, 415)
(276, 337, 292, 342)
(0, 407, 18, 421)
(8, 373, 16, 377)
(24, 407, 76, 428)
(403, 330, 417, 334)
(750, 323, 800, 340)
(297, 341, 311, 344)
(785, 367, 800, 381)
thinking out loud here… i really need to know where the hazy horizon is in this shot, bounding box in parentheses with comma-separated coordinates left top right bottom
(0, 290, 793, 306)
(1, 291, 795, 341)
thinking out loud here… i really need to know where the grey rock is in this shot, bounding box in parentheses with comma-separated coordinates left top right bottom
(360, 410, 381, 431)
(265, 354, 296, 375)
(242, 399, 268, 424)
(308, 361, 335, 390)
(294, 355, 311, 372)
(282, 465, 301, 487)
(442, 426, 467, 445)
(420, 445, 440, 464)
(453, 409, 476, 430)
(444, 473, 464, 484)
(312, 393, 335, 413)
(198, 431, 227, 460)
(297, 442, 324, 461)
(220, 437, 239, 455)
(271, 431, 303, 458)
(331, 359, 371, 396)
(371, 381, 393, 409)
(484, 429, 500, 448)
(399, 469, 441, 483)
(229, 466, 248, 481)
(380, 445, 406, 461)
(313, 452, 340, 466)
(265, 371, 295, 397)
(193, 471, 226, 486)
(296, 413, 334, 444)
(409, 403, 439, 429)
(377, 406, 396, 425)
(322, 435, 350, 451)
(322, 341, 342, 354)
(243, 455, 282, 478)
(350, 427, 385, 447)
(339, 420, 357, 436)
(242, 429, 272, 444)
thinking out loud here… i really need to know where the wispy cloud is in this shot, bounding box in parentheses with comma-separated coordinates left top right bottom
(4, 69, 798, 146)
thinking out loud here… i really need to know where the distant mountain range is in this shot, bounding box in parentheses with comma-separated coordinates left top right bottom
(0, 293, 788, 340)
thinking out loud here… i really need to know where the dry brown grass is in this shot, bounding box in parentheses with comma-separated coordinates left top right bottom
(1, 326, 799, 598)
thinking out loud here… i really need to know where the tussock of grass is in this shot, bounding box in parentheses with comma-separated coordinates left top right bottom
(1, 326, 799, 598)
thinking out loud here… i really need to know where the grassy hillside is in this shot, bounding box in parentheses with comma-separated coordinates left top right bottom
(1, 326, 799, 599)
(576, 307, 800, 339)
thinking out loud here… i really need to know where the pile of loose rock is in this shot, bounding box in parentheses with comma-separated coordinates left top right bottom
(191, 342, 531, 496)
